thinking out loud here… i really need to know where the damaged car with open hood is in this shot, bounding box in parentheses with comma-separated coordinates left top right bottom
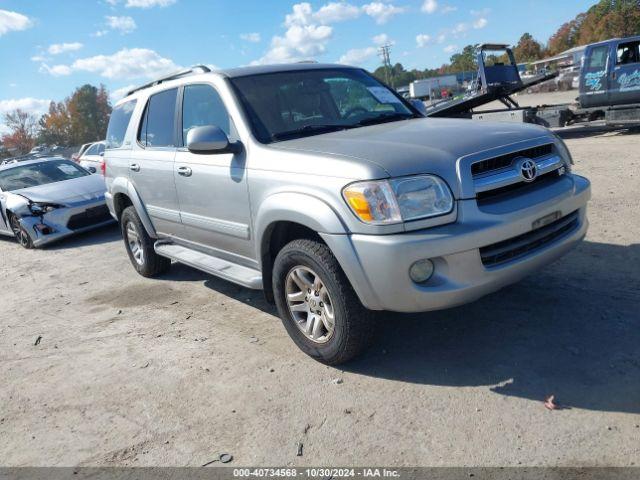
(0, 157, 114, 248)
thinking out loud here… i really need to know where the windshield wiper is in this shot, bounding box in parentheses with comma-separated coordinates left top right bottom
(356, 112, 417, 127)
(271, 124, 352, 141)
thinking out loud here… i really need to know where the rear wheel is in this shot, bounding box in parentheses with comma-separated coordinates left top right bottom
(273, 239, 376, 365)
(120, 206, 170, 277)
(9, 214, 33, 249)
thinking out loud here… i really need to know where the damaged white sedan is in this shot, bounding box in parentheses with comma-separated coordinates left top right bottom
(0, 157, 114, 249)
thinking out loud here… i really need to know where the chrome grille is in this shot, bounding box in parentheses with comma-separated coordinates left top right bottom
(479, 210, 579, 267)
(471, 143, 566, 202)
(471, 144, 554, 177)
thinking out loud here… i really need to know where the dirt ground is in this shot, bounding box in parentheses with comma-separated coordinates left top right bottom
(1, 125, 639, 467)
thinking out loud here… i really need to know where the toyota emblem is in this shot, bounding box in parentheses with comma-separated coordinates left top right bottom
(519, 158, 538, 182)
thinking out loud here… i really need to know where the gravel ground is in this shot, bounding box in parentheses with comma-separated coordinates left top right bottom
(1, 126, 639, 467)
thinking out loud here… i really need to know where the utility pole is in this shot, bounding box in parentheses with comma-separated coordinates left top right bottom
(378, 44, 394, 88)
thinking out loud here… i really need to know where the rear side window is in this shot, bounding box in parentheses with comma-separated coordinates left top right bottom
(106, 99, 137, 149)
(182, 84, 233, 144)
(85, 144, 100, 155)
(616, 41, 640, 65)
(138, 88, 178, 148)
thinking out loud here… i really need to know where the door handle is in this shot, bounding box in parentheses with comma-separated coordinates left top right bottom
(129, 164, 140, 172)
(177, 166, 192, 177)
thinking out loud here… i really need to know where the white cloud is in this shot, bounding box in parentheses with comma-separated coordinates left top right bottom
(452, 22, 468, 34)
(109, 85, 137, 102)
(440, 5, 457, 13)
(437, 33, 446, 44)
(0, 9, 32, 37)
(125, 0, 176, 7)
(70, 48, 179, 79)
(31, 55, 47, 62)
(416, 34, 432, 48)
(338, 46, 377, 65)
(106, 16, 137, 34)
(256, 24, 333, 64)
(285, 3, 314, 27)
(255, 1, 403, 65)
(470, 8, 491, 16)
(48, 42, 83, 55)
(444, 44, 458, 54)
(240, 32, 261, 43)
(372, 33, 392, 46)
(421, 0, 437, 14)
(362, 2, 404, 24)
(0, 98, 51, 126)
(314, 2, 361, 24)
(473, 17, 488, 29)
(285, 2, 361, 26)
(39, 64, 73, 76)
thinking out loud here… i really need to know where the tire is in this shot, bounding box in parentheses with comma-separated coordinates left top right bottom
(272, 239, 376, 365)
(9, 214, 34, 249)
(120, 206, 170, 277)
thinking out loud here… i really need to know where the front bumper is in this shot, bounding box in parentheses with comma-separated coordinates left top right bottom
(19, 196, 115, 247)
(322, 174, 590, 312)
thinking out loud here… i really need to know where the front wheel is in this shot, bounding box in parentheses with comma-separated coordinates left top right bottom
(9, 214, 34, 249)
(273, 239, 376, 365)
(120, 206, 170, 277)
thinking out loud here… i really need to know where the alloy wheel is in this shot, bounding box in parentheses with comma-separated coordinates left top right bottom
(126, 221, 145, 265)
(285, 266, 335, 343)
(10, 216, 30, 248)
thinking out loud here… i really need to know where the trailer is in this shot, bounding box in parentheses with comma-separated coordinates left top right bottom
(424, 38, 640, 128)
(409, 75, 458, 100)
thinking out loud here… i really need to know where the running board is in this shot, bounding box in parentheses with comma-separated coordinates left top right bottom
(154, 243, 263, 289)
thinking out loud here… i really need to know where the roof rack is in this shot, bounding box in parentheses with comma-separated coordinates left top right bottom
(126, 65, 212, 96)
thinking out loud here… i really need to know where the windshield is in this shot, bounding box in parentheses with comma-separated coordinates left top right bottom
(230, 68, 417, 143)
(0, 160, 89, 192)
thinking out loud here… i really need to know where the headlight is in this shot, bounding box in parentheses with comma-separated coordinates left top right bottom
(29, 203, 62, 215)
(343, 175, 453, 225)
(552, 134, 573, 169)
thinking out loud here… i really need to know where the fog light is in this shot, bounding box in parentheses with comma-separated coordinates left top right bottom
(409, 259, 434, 284)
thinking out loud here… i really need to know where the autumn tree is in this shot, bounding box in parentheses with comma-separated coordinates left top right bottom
(577, 0, 640, 44)
(548, 0, 640, 55)
(1, 109, 39, 155)
(38, 84, 112, 146)
(513, 33, 544, 62)
(38, 101, 71, 146)
(547, 15, 585, 56)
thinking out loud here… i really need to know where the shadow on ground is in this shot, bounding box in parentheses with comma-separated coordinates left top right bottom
(43, 223, 122, 250)
(343, 240, 640, 414)
(166, 239, 639, 414)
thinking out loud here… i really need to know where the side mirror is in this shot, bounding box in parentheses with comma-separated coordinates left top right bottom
(186, 126, 240, 154)
(88, 166, 97, 173)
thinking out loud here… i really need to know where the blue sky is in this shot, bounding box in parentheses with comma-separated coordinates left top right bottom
(1, 0, 592, 123)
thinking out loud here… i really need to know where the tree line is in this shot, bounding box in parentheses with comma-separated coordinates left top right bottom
(1, 84, 111, 157)
(373, 0, 640, 86)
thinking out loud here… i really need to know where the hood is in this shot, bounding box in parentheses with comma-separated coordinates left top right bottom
(12, 174, 106, 205)
(271, 118, 553, 196)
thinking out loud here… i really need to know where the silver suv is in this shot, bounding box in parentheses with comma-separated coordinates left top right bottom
(104, 63, 590, 364)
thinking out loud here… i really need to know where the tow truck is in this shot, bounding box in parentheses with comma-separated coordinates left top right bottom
(425, 37, 640, 128)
